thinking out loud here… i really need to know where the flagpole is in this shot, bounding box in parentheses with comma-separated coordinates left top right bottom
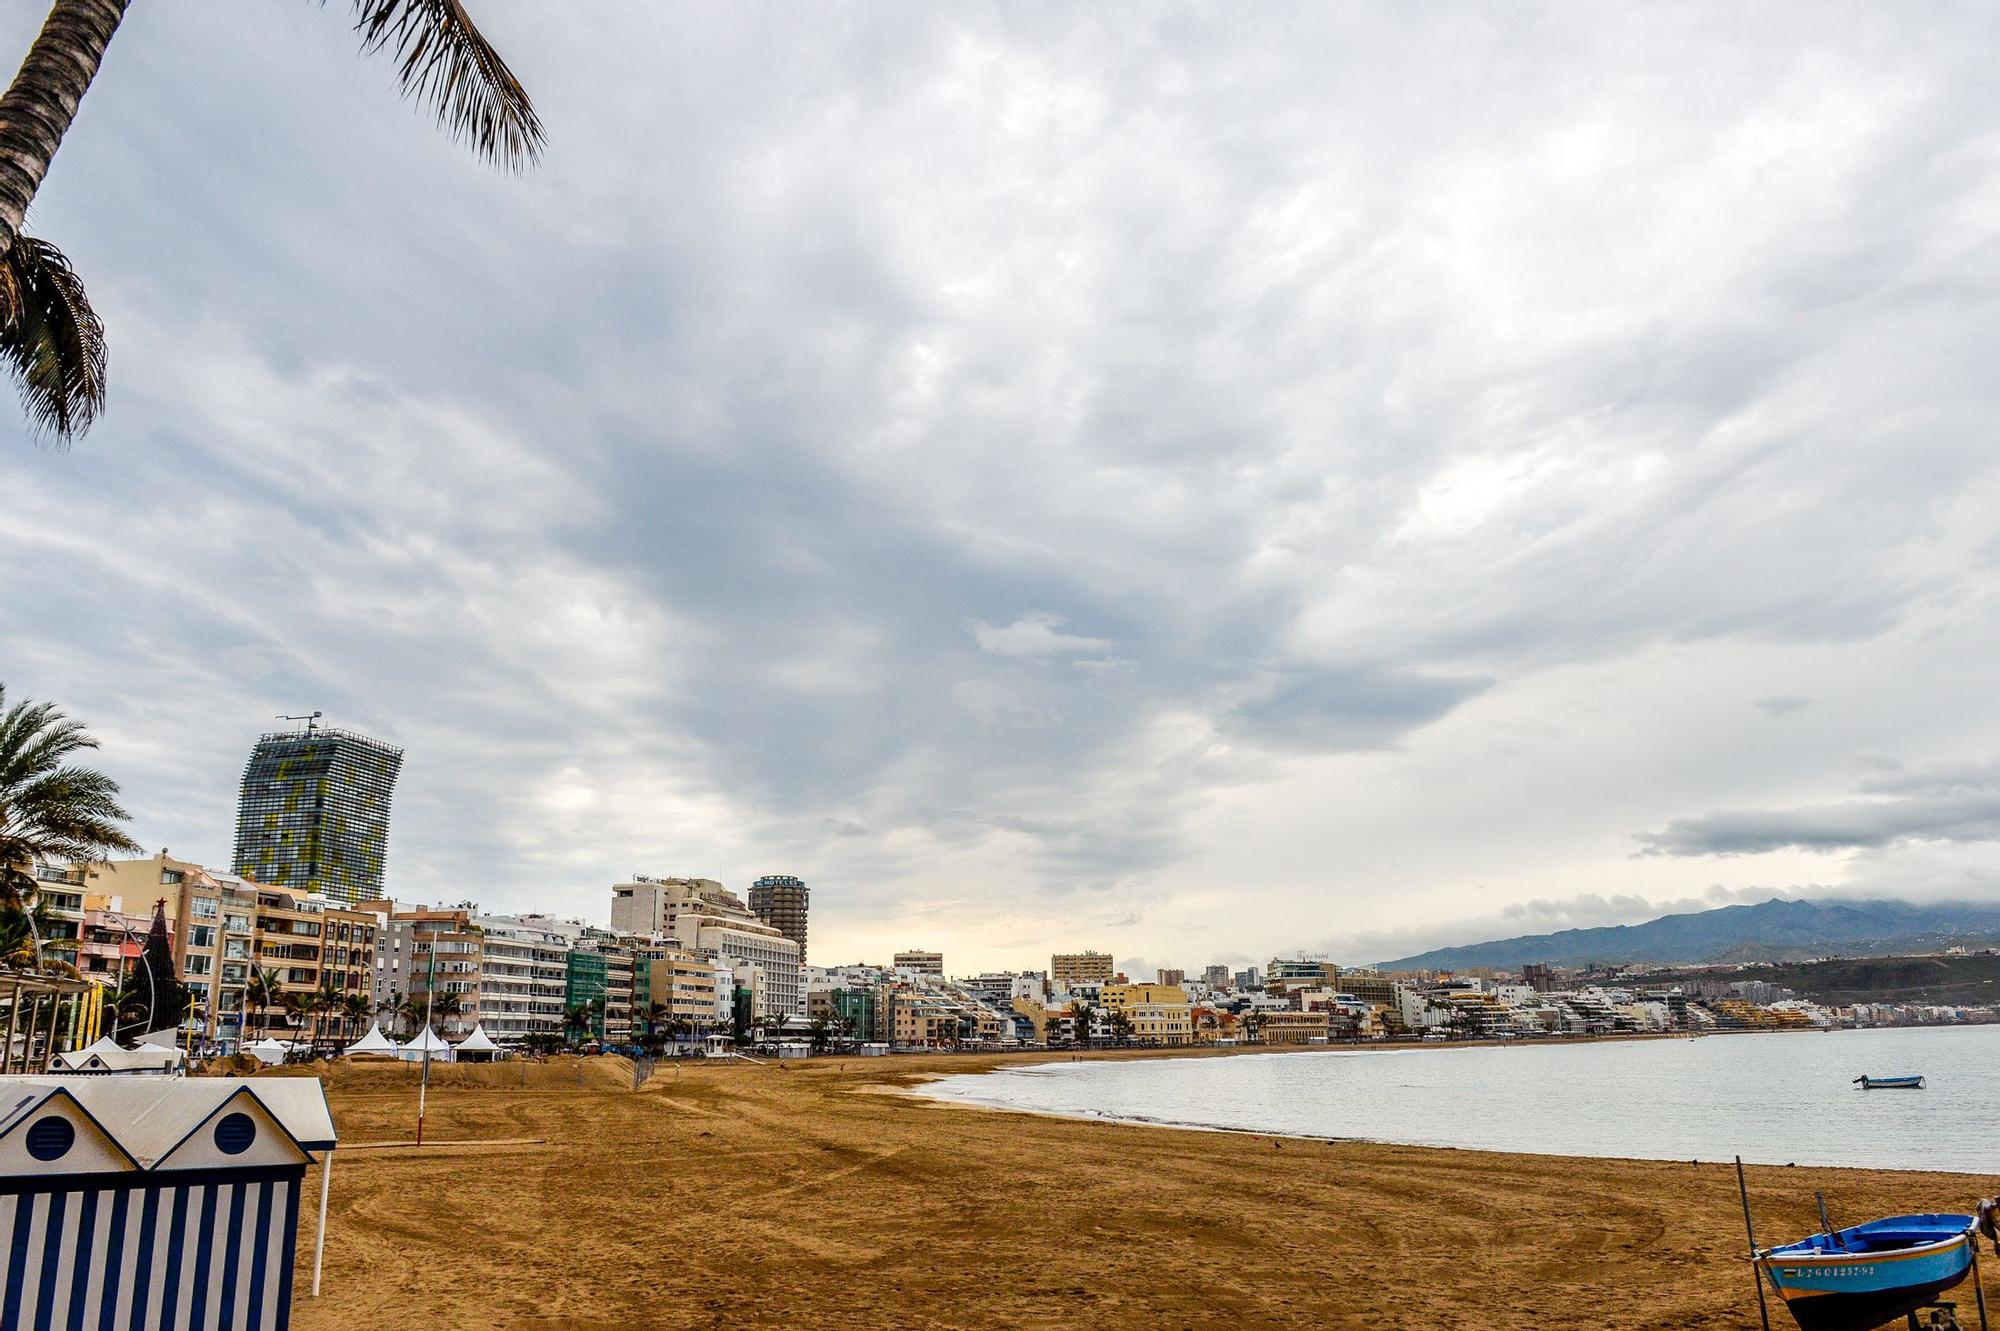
(417, 941, 435, 1145)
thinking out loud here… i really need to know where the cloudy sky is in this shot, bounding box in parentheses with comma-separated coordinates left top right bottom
(3, 3, 1997, 974)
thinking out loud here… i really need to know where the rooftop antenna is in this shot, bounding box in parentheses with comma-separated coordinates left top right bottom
(279, 710, 323, 735)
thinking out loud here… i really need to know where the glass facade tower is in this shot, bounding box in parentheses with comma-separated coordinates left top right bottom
(232, 725, 403, 907)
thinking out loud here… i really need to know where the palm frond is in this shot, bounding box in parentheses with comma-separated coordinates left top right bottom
(0, 236, 107, 444)
(350, 0, 544, 171)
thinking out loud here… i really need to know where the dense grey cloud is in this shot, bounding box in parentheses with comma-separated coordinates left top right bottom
(1, 3, 1998, 967)
(1635, 760, 2000, 857)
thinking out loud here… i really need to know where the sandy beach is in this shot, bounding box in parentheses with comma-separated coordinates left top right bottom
(279, 1050, 1997, 1330)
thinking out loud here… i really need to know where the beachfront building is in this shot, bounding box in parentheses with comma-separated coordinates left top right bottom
(631, 941, 719, 1037)
(610, 877, 801, 1019)
(87, 852, 377, 1047)
(1052, 950, 1115, 989)
(892, 990, 962, 1046)
(379, 904, 483, 1039)
(1250, 1011, 1330, 1044)
(1101, 982, 1195, 1045)
(827, 986, 885, 1042)
(232, 722, 403, 907)
(748, 874, 809, 963)
(477, 912, 571, 1042)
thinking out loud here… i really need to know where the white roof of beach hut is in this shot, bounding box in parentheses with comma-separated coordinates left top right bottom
(401, 1024, 450, 1053)
(344, 1022, 398, 1055)
(453, 1023, 498, 1053)
(0, 1077, 336, 1173)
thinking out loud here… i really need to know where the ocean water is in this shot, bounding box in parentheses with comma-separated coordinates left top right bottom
(921, 1025, 2000, 1173)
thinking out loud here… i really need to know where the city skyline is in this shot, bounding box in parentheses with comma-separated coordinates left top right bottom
(4, 6, 1998, 977)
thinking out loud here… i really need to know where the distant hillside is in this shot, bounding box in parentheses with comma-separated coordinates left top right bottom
(1378, 898, 2000, 972)
(1641, 953, 2000, 1006)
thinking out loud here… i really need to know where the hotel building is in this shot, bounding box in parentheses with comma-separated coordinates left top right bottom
(747, 874, 809, 963)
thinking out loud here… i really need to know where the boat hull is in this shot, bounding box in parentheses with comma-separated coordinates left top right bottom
(1759, 1222, 1973, 1331)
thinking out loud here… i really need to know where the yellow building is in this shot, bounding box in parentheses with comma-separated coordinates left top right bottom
(631, 942, 719, 1031)
(1101, 982, 1194, 1045)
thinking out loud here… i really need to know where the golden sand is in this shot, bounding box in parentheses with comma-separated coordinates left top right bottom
(285, 1051, 1996, 1330)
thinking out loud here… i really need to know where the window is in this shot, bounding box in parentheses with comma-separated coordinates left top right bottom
(188, 925, 215, 950)
(185, 954, 213, 976)
(191, 897, 218, 920)
(160, 869, 184, 885)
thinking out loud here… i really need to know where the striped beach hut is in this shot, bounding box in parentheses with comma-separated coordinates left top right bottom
(0, 1077, 335, 1330)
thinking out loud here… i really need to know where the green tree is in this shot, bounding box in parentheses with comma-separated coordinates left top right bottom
(1066, 1000, 1096, 1048)
(808, 1013, 833, 1052)
(280, 991, 312, 1050)
(638, 1001, 671, 1049)
(342, 991, 371, 1042)
(245, 965, 286, 1040)
(563, 1003, 594, 1046)
(377, 987, 405, 1034)
(0, 1, 544, 443)
(0, 684, 140, 968)
(0, 897, 74, 972)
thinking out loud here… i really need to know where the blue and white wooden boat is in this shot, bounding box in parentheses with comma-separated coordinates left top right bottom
(1756, 1213, 1976, 1331)
(1853, 1075, 1926, 1090)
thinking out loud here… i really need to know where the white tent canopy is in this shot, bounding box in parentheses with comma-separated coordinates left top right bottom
(343, 1023, 397, 1056)
(453, 1024, 498, 1053)
(245, 1038, 290, 1066)
(395, 1025, 452, 1062)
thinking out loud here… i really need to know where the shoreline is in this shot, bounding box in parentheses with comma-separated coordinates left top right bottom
(291, 1053, 1999, 1330)
(894, 1026, 1997, 1174)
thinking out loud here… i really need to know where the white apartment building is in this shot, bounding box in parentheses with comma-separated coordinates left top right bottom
(472, 912, 570, 1041)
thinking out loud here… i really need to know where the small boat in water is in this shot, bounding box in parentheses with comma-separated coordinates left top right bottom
(1854, 1075, 1926, 1090)
(1756, 1214, 1977, 1331)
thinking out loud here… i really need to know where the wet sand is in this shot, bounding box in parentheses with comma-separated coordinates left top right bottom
(286, 1050, 1997, 1330)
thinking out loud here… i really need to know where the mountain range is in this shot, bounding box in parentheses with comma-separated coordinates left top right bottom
(1377, 897, 2000, 972)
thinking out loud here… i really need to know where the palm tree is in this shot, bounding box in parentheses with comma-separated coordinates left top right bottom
(425, 988, 463, 1035)
(1066, 1000, 1096, 1048)
(377, 987, 404, 1034)
(0, 1, 543, 443)
(279, 991, 312, 1052)
(311, 980, 346, 1049)
(563, 1003, 593, 1047)
(0, 897, 73, 972)
(639, 1001, 671, 1046)
(0, 685, 140, 969)
(341, 991, 371, 1043)
(245, 965, 285, 1040)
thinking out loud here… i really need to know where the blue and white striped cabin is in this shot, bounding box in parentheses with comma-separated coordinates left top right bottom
(0, 1078, 336, 1331)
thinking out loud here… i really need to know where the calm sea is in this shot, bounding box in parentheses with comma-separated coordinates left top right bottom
(921, 1025, 2000, 1173)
